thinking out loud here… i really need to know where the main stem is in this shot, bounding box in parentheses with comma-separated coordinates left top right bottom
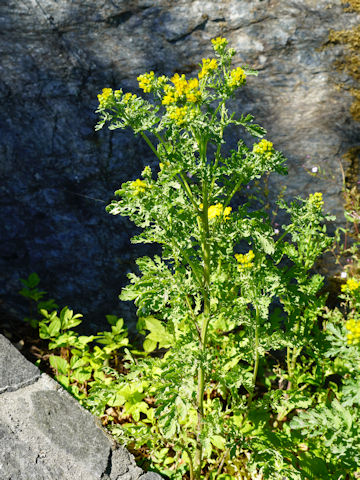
(194, 139, 211, 479)
(240, 306, 260, 429)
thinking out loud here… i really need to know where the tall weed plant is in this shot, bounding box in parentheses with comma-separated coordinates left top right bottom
(20, 38, 360, 479)
(94, 38, 333, 478)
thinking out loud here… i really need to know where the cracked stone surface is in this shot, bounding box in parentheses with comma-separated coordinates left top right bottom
(1, 0, 360, 328)
(0, 334, 162, 480)
(0, 334, 40, 393)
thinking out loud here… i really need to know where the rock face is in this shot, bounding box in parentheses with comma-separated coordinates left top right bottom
(1, 0, 359, 329)
(0, 334, 162, 480)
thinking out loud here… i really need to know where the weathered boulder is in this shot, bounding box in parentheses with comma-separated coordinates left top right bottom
(0, 334, 162, 480)
(0, 334, 40, 393)
(1, 0, 359, 329)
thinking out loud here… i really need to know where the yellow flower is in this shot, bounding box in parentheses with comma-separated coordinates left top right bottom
(187, 78, 199, 90)
(123, 92, 137, 104)
(130, 178, 147, 195)
(137, 71, 155, 93)
(235, 250, 255, 271)
(345, 318, 360, 345)
(157, 75, 168, 88)
(186, 92, 199, 103)
(341, 278, 360, 293)
(162, 75, 201, 104)
(200, 203, 232, 220)
(114, 89, 123, 99)
(185, 78, 201, 103)
(97, 88, 113, 107)
(167, 105, 196, 126)
(167, 105, 188, 125)
(171, 73, 188, 96)
(162, 85, 177, 105)
(198, 58, 218, 79)
(159, 161, 170, 171)
(253, 139, 274, 157)
(223, 206, 232, 220)
(228, 67, 246, 88)
(211, 37, 228, 51)
(308, 192, 324, 209)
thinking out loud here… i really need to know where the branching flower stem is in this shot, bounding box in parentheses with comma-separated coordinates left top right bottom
(248, 306, 260, 410)
(209, 101, 226, 198)
(194, 137, 212, 478)
(140, 132, 160, 160)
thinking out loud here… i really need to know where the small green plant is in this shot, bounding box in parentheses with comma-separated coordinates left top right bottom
(19, 272, 58, 327)
(19, 274, 130, 403)
(95, 37, 334, 478)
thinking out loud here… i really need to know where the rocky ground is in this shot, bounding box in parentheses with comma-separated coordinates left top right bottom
(0, 320, 163, 479)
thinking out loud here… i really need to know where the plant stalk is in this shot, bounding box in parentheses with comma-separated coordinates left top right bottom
(194, 139, 212, 479)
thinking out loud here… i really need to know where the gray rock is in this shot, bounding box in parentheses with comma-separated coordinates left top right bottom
(0, 336, 161, 479)
(1, 0, 359, 328)
(139, 473, 164, 480)
(0, 334, 40, 393)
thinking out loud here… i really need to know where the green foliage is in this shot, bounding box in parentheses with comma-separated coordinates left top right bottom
(19, 278, 129, 404)
(20, 37, 360, 480)
(94, 37, 336, 479)
(19, 273, 58, 327)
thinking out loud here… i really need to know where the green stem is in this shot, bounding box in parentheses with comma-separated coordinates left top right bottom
(209, 102, 226, 197)
(223, 179, 242, 211)
(248, 307, 260, 410)
(183, 446, 195, 480)
(153, 130, 199, 212)
(173, 247, 201, 339)
(180, 249, 205, 294)
(194, 139, 212, 479)
(241, 307, 260, 429)
(275, 231, 288, 245)
(153, 131, 168, 151)
(140, 132, 161, 161)
(185, 294, 201, 339)
(178, 172, 199, 211)
(286, 346, 292, 381)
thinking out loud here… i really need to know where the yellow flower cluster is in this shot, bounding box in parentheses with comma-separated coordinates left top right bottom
(345, 319, 360, 345)
(211, 37, 228, 51)
(200, 203, 232, 220)
(130, 179, 147, 195)
(123, 92, 137, 104)
(137, 71, 155, 93)
(308, 192, 324, 209)
(114, 89, 123, 99)
(198, 58, 218, 79)
(162, 85, 177, 105)
(235, 250, 255, 271)
(228, 67, 246, 88)
(162, 75, 201, 105)
(167, 105, 194, 126)
(253, 138, 274, 155)
(341, 277, 360, 293)
(97, 88, 113, 107)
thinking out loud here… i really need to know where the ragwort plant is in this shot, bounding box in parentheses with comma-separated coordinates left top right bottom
(290, 275, 360, 479)
(288, 171, 360, 479)
(95, 38, 333, 479)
